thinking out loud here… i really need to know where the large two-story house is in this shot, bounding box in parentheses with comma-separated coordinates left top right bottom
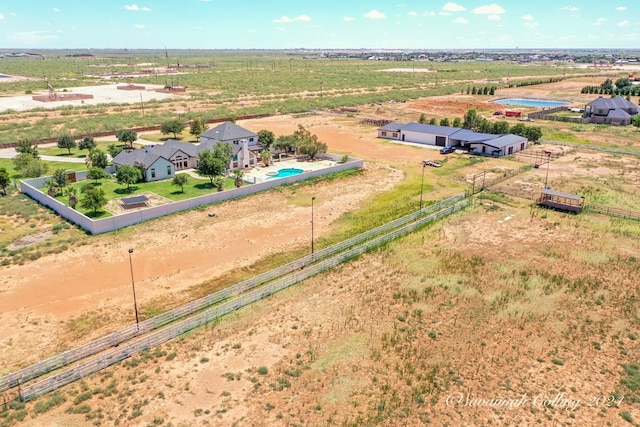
(112, 121, 260, 182)
(582, 95, 638, 126)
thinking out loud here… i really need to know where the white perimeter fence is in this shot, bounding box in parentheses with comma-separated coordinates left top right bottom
(20, 155, 363, 235)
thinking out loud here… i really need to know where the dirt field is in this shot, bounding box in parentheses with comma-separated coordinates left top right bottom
(2, 80, 640, 425)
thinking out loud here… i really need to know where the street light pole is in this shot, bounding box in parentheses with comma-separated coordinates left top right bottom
(128, 248, 139, 325)
(544, 152, 551, 189)
(311, 196, 316, 255)
(419, 161, 427, 210)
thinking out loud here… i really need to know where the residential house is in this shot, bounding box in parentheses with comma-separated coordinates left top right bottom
(112, 121, 261, 182)
(200, 121, 260, 169)
(378, 122, 528, 156)
(583, 95, 639, 125)
(111, 146, 176, 182)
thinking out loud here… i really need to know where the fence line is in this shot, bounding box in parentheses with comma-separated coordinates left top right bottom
(18, 198, 470, 401)
(0, 192, 466, 394)
(585, 204, 640, 221)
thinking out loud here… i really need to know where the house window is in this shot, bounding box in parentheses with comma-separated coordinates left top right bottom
(167, 165, 172, 175)
(520, 143, 525, 150)
(381, 131, 387, 136)
(151, 168, 156, 178)
(393, 133, 398, 137)
(508, 147, 513, 155)
(249, 137, 254, 142)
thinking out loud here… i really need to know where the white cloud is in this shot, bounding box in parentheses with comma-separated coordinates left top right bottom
(560, 6, 579, 12)
(124, 4, 152, 12)
(488, 14, 501, 21)
(273, 16, 293, 23)
(53, 7, 60, 13)
(615, 6, 627, 11)
(0, 13, 4, 20)
(424, 11, 436, 16)
(524, 21, 539, 29)
(472, 4, 506, 15)
(343, 16, 355, 22)
(522, 14, 534, 21)
(595, 17, 607, 26)
(442, 2, 466, 12)
(453, 17, 469, 24)
(9, 31, 58, 45)
(364, 10, 386, 19)
(407, 11, 418, 16)
(273, 14, 311, 23)
(618, 20, 630, 27)
(134, 24, 145, 29)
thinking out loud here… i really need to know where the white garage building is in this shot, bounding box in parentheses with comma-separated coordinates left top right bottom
(378, 122, 528, 157)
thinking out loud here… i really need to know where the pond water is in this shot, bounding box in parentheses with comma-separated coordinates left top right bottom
(493, 98, 570, 108)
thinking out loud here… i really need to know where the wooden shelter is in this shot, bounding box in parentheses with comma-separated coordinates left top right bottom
(538, 189, 584, 213)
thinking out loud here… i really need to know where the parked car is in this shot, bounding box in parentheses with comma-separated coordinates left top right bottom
(440, 146, 455, 154)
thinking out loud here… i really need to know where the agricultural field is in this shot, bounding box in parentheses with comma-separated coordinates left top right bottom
(0, 52, 640, 426)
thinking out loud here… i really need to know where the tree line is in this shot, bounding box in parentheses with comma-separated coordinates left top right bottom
(581, 78, 640, 98)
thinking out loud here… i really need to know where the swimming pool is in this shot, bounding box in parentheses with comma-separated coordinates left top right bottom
(267, 168, 304, 179)
(493, 98, 570, 108)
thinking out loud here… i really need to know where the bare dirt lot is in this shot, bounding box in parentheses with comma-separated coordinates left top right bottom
(3, 82, 640, 425)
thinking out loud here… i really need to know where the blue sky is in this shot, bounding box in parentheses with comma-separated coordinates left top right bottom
(0, 1, 638, 50)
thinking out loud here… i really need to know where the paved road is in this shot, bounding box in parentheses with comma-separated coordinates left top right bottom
(0, 147, 87, 163)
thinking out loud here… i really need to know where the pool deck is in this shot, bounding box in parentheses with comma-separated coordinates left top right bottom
(243, 158, 337, 183)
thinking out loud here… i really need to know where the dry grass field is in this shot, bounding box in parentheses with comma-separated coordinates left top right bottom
(2, 79, 640, 426)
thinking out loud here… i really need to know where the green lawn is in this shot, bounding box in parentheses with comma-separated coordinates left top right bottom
(48, 173, 237, 217)
(38, 141, 143, 158)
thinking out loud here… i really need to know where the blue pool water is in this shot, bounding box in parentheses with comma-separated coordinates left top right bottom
(268, 168, 304, 179)
(493, 98, 570, 108)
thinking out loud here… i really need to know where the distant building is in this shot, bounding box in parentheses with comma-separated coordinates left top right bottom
(582, 95, 638, 126)
(378, 122, 528, 157)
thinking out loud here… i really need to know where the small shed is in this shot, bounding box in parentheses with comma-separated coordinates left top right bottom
(121, 195, 149, 209)
(538, 189, 584, 213)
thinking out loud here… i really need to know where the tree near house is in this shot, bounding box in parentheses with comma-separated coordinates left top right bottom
(78, 136, 96, 152)
(273, 134, 297, 154)
(525, 126, 543, 143)
(80, 185, 107, 215)
(632, 114, 640, 131)
(452, 117, 462, 127)
(15, 139, 39, 157)
(439, 118, 450, 127)
(197, 143, 233, 186)
(160, 119, 186, 139)
(292, 125, 327, 160)
(65, 186, 78, 209)
(260, 149, 271, 166)
(189, 118, 205, 141)
(45, 179, 59, 197)
(418, 113, 427, 124)
(509, 123, 527, 137)
(462, 109, 482, 131)
(115, 129, 138, 148)
(233, 169, 244, 188)
(116, 165, 143, 192)
(88, 148, 108, 169)
(492, 121, 510, 134)
(107, 144, 123, 158)
(0, 168, 10, 195)
(57, 135, 76, 154)
(12, 153, 47, 178)
(257, 129, 275, 150)
(52, 169, 68, 189)
(87, 167, 106, 184)
(172, 173, 189, 193)
(213, 176, 225, 192)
